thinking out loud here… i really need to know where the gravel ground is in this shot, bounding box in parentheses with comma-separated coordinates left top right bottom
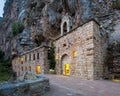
(43, 75, 120, 96)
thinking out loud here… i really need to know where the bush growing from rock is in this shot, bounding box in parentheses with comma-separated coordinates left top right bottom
(11, 22, 24, 37)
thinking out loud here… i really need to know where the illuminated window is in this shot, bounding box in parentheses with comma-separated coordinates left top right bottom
(21, 57, 24, 64)
(33, 54, 35, 60)
(36, 66, 41, 74)
(72, 51, 77, 57)
(37, 53, 39, 59)
(55, 54, 59, 60)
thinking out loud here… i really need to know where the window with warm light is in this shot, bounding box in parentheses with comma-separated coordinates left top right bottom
(72, 51, 77, 57)
(55, 54, 59, 60)
(36, 66, 41, 74)
(21, 57, 24, 64)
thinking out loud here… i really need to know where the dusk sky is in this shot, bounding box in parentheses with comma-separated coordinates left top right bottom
(0, 0, 6, 17)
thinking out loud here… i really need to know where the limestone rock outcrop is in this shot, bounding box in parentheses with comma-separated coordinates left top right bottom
(0, 0, 120, 62)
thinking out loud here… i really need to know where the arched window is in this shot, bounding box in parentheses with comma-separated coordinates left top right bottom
(63, 22, 67, 34)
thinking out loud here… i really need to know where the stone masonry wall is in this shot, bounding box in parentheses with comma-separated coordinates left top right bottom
(0, 77, 50, 96)
(54, 20, 104, 80)
(93, 22, 105, 79)
(12, 46, 49, 77)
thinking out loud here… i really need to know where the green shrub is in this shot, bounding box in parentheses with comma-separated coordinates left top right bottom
(11, 22, 24, 37)
(112, 0, 120, 9)
(0, 59, 12, 83)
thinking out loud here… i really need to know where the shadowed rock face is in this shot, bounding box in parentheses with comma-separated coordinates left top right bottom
(0, 0, 120, 57)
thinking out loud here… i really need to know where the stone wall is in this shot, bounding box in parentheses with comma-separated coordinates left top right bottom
(93, 21, 107, 79)
(0, 77, 50, 96)
(12, 46, 49, 77)
(54, 20, 105, 80)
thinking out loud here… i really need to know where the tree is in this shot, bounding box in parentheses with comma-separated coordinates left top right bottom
(48, 43, 56, 70)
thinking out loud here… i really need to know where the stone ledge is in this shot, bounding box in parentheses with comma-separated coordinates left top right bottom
(0, 76, 50, 96)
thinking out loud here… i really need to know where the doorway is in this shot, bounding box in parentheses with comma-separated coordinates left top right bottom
(61, 54, 70, 76)
(36, 66, 41, 74)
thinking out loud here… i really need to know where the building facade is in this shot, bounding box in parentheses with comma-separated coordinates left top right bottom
(12, 46, 49, 77)
(12, 14, 106, 80)
(54, 15, 106, 80)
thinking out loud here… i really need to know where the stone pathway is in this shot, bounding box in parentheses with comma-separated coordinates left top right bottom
(43, 75, 120, 96)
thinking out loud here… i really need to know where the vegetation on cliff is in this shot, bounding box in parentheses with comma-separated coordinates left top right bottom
(11, 22, 24, 37)
(113, 0, 120, 9)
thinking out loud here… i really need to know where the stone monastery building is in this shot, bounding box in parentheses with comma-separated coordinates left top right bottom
(12, 14, 106, 80)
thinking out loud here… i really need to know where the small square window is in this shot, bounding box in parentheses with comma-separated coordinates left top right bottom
(63, 43, 66, 47)
(72, 51, 77, 57)
(21, 57, 24, 64)
(55, 54, 59, 60)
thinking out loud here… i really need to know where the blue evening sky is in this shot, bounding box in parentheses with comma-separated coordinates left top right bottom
(0, 0, 6, 17)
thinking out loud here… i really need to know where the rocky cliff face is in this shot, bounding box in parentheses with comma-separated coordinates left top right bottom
(0, 0, 120, 58)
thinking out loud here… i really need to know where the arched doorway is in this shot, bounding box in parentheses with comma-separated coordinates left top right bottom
(61, 54, 70, 76)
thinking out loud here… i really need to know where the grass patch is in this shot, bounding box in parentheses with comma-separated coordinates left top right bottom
(49, 69, 55, 74)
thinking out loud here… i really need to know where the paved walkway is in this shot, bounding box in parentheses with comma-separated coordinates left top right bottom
(43, 75, 120, 96)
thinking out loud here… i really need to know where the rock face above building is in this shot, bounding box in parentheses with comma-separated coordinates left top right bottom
(0, 0, 120, 59)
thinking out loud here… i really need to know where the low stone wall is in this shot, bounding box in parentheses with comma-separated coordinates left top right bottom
(0, 76, 50, 96)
